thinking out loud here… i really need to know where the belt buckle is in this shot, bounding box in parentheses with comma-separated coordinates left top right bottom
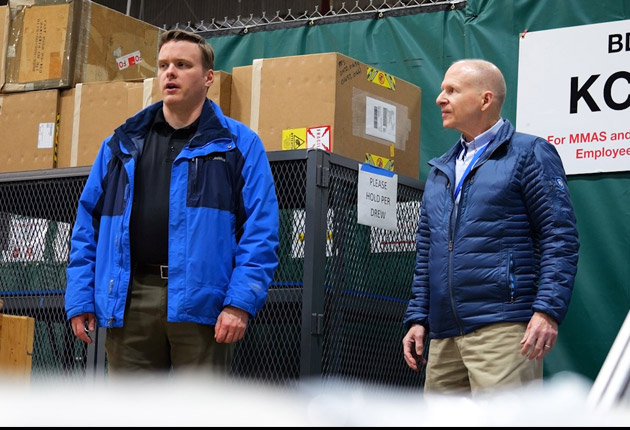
(159, 265, 168, 280)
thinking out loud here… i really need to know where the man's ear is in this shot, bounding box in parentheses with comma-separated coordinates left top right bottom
(481, 91, 494, 110)
(205, 69, 215, 89)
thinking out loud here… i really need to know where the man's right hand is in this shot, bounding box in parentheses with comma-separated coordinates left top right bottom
(70, 313, 96, 344)
(402, 323, 427, 371)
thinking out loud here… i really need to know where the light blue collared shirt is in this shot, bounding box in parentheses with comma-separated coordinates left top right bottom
(454, 119, 504, 204)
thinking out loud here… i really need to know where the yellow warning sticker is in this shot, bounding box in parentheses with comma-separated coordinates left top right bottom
(365, 153, 394, 171)
(366, 67, 396, 90)
(282, 128, 307, 150)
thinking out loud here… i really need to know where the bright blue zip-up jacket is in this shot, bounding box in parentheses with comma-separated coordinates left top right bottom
(65, 99, 279, 329)
(403, 120, 579, 339)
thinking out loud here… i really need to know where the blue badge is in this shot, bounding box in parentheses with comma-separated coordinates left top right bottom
(554, 177, 565, 190)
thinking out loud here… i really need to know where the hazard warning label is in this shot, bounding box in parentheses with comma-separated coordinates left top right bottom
(365, 153, 394, 171)
(366, 67, 396, 90)
(282, 128, 307, 150)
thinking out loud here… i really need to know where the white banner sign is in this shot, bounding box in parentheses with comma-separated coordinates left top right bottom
(516, 20, 630, 175)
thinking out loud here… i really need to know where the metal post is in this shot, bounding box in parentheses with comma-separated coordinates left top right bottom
(300, 149, 330, 378)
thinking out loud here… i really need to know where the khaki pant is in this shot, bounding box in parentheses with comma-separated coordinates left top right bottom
(424, 322, 542, 397)
(105, 271, 234, 377)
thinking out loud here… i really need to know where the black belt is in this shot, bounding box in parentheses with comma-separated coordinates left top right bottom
(135, 263, 168, 279)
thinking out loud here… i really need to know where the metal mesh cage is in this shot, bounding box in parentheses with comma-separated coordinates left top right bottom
(0, 168, 90, 381)
(0, 149, 425, 389)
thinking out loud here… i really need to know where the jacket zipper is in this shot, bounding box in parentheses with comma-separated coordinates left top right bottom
(508, 252, 515, 303)
(447, 181, 464, 336)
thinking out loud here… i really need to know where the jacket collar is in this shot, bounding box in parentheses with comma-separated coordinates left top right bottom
(430, 119, 516, 171)
(112, 99, 233, 158)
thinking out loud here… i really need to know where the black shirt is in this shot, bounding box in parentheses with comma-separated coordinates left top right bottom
(130, 109, 199, 266)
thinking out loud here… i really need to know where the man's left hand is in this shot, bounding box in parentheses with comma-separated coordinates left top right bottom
(520, 311, 558, 360)
(215, 305, 249, 343)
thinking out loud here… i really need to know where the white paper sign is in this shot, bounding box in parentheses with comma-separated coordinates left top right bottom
(357, 163, 397, 231)
(516, 20, 630, 175)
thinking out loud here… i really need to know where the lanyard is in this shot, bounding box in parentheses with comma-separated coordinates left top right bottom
(454, 144, 488, 200)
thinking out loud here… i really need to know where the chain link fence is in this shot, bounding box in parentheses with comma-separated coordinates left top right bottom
(0, 149, 425, 389)
(165, 0, 465, 35)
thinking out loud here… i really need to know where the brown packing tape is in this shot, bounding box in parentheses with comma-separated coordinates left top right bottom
(0, 5, 8, 91)
(70, 83, 83, 167)
(143, 77, 159, 108)
(250, 59, 263, 133)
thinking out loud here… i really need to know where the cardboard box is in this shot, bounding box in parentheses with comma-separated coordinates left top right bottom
(231, 53, 421, 178)
(142, 70, 232, 115)
(56, 72, 233, 168)
(56, 80, 144, 168)
(2, 0, 163, 93)
(0, 89, 59, 173)
(0, 314, 35, 381)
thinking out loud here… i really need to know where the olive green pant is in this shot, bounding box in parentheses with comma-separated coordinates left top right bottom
(105, 271, 234, 377)
(424, 322, 543, 397)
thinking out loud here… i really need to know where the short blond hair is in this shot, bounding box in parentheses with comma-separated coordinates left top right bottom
(159, 29, 215, 71)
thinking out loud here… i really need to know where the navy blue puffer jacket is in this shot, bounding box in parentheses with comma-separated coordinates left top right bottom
(403, 120, 579, 339)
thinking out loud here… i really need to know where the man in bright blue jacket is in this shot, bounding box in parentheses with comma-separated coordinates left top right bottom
(402, 59, 579, 396)
(64, 30, 279, 374)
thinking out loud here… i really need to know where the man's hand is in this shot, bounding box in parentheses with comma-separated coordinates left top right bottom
(215, 306, 249, 344)
(402, 324, 427, 371)
(520, 311, 558, 360)
(70, 313, 96, 344)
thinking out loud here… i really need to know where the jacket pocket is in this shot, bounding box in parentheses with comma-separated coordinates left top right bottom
(187, 153, 233, 210)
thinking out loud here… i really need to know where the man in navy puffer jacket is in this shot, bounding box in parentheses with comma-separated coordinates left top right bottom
(402, 59, 579, 396)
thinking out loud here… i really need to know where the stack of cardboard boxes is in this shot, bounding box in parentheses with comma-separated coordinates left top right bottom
(1, 0, 422, 178)
(0, 0, 166, 172)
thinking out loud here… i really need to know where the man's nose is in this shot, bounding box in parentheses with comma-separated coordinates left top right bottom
(164, 63, 176, 75)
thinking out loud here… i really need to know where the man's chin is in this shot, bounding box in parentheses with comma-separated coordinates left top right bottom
(162, 94, 181, 105)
